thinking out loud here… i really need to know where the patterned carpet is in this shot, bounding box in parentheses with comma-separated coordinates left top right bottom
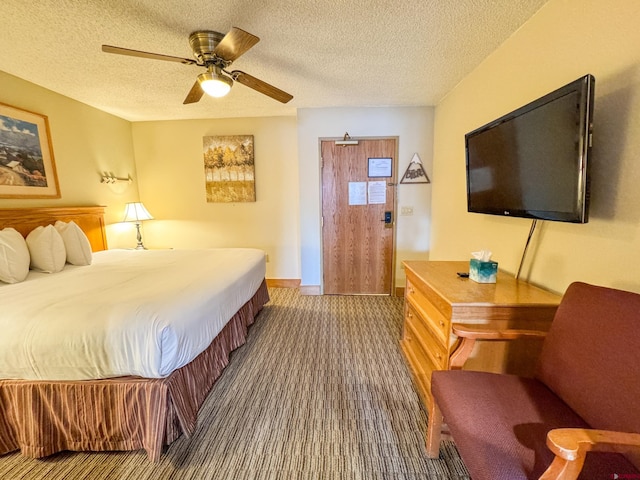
(0, 288, 470, 479)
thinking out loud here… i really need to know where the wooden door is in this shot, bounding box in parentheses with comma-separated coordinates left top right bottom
(321, 138, 397, 295)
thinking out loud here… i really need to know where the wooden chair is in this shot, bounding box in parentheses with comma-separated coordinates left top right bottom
(426, 282, 640, 480)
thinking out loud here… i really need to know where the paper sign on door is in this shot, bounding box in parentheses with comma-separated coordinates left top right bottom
(348, 182, 367, 205)
(368, 181, 386, 204)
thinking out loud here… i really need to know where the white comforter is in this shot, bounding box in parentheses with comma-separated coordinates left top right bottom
(0, 248, 266, 381)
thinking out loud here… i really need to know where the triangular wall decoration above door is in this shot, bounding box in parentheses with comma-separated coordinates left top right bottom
(400, 153, 430, 184)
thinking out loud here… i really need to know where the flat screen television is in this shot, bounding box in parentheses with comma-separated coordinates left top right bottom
(465, 74, 595, 223)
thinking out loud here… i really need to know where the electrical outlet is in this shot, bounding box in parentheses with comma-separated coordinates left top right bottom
(400, 206, 414, 216)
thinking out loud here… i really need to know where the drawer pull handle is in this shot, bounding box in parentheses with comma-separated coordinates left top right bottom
(409, 287, 415, 295)
(408, 312, 413, 318)
(439, 320, 445, 327)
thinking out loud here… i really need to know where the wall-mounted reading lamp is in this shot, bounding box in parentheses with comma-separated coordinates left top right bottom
(101, 172, 132, 184)
(335, 132, 359, 146)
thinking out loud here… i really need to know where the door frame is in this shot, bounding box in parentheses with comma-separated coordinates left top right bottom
(318, 135, 399, 295)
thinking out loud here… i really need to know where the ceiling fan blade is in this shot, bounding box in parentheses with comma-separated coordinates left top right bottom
(213, 28, 260, 62)
(102, 45, 197, 65)
(232, 71, 293, 103)
(183, 80, 204, 104)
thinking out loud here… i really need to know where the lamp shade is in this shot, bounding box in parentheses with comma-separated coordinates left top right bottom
(123, 202, 153, 222)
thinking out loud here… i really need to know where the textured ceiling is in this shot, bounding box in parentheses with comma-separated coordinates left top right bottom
(0, 0, 548, 121)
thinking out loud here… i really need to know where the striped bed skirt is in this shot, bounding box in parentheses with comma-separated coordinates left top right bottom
(0, 280, 269, 462)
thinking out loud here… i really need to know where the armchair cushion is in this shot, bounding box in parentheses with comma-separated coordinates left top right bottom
(536, 282, 640, 435)
(432, 370, 638, 479)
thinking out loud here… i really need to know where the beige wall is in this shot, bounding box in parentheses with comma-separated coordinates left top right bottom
(431, 0, 640, 294)
(297, 107, 434, 290)
(0, 70, 140, 248)
(131, 116, 300, 280)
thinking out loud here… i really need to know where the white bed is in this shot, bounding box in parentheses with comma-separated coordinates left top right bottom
(0, 248, 266, 380)
(0, 206, 270, 461)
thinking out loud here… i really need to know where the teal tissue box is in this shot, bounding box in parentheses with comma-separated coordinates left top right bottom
(469, 259, 498, 283)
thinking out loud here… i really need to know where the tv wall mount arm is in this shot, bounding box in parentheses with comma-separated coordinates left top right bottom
(516, 219, 538, 280)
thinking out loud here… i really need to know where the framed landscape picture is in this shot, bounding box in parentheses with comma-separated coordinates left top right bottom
(0, 102, 60, 198)
(203, 135, 255, 203)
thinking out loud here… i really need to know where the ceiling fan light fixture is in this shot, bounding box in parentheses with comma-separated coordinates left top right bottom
(198, 70, 233, 97)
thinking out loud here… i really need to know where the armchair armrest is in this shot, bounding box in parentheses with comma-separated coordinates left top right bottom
(539, 428, 640, 480)
(449, 324, 547, 369)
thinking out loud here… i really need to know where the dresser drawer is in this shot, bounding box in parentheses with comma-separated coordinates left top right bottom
(405, 303, 449, 370)
(405, 278, 451, 344)
(401, 323, 439, 404)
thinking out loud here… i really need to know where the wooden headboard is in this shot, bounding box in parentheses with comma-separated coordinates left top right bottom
(0, 206, 108, 252)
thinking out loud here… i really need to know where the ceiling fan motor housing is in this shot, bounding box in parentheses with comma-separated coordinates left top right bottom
(189, 31, 226, 65)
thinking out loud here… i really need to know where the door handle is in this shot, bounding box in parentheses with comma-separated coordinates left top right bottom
(382, 211, 393, 228)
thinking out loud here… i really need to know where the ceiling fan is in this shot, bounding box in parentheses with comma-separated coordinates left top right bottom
(102, 27, 293, 105)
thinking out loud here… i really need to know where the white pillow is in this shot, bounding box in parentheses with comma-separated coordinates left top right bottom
(55, 221, 92, 266)
(0, 228, 30, 283)
(26, 225, 66, 273)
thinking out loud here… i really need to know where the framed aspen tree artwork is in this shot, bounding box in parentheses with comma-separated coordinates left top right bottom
(203, 135, 255, 203)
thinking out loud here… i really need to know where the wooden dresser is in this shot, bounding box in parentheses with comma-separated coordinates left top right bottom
(401, 260, 562, 409)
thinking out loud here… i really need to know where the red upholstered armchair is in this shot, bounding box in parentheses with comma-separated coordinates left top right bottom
(426, 282, 640, 480)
